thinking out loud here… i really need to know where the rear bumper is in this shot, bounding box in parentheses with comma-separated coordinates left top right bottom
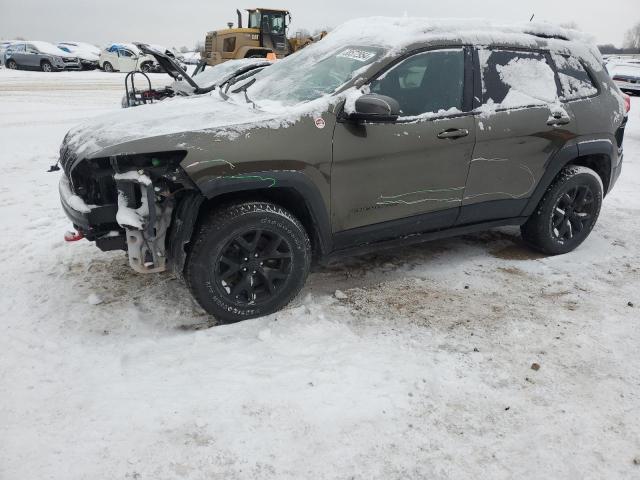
(610, 150, 623, 192)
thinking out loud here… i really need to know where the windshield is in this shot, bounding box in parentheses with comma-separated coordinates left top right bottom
(246, 45, 385, 106)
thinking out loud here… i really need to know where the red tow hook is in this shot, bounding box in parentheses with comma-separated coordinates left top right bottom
(64, 230, 84, 242)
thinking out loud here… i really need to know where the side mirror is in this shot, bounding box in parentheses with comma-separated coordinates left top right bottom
(349, 94, 400, 123)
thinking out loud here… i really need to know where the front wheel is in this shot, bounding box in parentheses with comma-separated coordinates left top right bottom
(522, 166, 603, 255)
(41, 60, 53, 72)
(140, 62, 152, 73)
(186, 202, 312, 323)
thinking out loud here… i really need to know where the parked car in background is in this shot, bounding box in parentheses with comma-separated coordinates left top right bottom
(121, 44, 270, 107)
(0, 40, 19, 66)
(58, 18, 628, 323)
(99, 44, 156, 72)
(57, 41, 100, 70)
(608, 63, 640, 95)
(3, 41, 81, 71)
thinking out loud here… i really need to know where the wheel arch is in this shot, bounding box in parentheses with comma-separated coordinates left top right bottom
(521, 141, 613, 218)
(169, 173, 332, 274)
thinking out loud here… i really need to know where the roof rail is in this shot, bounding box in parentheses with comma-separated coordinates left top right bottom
(526, 31, 569, 41)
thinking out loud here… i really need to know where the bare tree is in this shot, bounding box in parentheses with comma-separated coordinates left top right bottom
(624, 22, 640, 49)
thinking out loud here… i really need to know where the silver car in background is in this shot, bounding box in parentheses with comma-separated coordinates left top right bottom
(4, 41, 81, 71)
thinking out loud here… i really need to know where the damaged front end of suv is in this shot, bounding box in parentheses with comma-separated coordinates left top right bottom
(59, 145, 200, 274)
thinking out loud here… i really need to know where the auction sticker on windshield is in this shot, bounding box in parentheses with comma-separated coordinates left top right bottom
(337, 48, 377, 63)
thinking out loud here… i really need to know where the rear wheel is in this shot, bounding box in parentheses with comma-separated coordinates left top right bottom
(6, 59, 17, 70)
(40, 60, 53, 72)
(186, 202, 311, 323)
(522, 166, 603, 255)
(103, 62, 114, 72)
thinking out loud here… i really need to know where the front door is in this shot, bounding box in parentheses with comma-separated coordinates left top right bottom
(117, 48, 138, 72)
(331, 47, 475, 241)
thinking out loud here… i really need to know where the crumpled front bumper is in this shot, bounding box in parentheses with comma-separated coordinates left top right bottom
(58, 175, 118, 237)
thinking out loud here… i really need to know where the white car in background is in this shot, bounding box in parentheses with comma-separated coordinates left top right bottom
(57, 41, 100, 70)
(99, 43, 156, 73)
(609, 63, 640, 95)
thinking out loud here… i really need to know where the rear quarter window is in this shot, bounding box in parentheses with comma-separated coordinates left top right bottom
(552, 53, 598, 100)
(479, 49, 558, 109)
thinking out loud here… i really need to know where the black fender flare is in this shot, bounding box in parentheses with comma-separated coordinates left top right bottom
(520, 139, 614, 218)
(521, 144, 578, 217)
(198, 170, 333, 258)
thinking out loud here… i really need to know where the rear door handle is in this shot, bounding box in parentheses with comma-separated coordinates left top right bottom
(437, 128, 469, 139)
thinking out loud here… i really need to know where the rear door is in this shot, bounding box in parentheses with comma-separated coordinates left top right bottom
(460, 48, 578, 224)
(331, 47, 475, 238)
(9, 42, 27, 67)
(25, 43, 41, 68)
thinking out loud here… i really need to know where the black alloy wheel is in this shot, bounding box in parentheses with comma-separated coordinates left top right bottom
(186, 201, 311, 323)
(215, 229, 292, 306)
(550, 184, 597, 243)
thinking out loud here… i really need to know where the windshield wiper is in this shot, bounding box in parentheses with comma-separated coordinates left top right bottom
(231, 78, 258, 108)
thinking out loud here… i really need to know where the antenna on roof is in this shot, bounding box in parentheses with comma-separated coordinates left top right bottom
(529, 14, 535, 22)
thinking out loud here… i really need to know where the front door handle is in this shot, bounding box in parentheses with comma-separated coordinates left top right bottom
(437, 128, 469, 139)
(547, 112, 571, 126)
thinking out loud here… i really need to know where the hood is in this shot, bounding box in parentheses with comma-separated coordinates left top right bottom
(65, 94, 296, 159)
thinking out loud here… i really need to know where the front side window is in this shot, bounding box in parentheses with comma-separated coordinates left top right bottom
(26, 44, 39, 54)
(370, 49, 465, 117)
(479, 49, 558, 109)
(552, 53, 598, 100)
(119, 49, 134, 58)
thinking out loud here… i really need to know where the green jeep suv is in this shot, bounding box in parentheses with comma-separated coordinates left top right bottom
(58, 18, 629, 323)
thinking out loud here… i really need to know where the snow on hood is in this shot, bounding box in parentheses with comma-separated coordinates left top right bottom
(65, 92, 332, 158)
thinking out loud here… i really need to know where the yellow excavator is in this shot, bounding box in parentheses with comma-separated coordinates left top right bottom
(203, 8, 326, 66)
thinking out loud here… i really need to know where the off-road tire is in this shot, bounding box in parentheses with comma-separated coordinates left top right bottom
(522, 166, 603, 255)
(186, 202, 311, 324)
(40, 60, 53, 72)
(6, 59, 18, 70)
(103, 62, 114, 72)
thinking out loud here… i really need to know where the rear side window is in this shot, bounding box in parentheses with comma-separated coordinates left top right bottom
(479, 49, 558, 109)
(370, 48, 465, 117)
(552, 53, 598, 100)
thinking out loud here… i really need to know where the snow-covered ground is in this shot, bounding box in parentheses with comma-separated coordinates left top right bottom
(1, 69, 639, 479)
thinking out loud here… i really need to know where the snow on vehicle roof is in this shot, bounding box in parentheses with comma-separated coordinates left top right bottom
(29, 41, 73, 57)
(320, 17, 602, 67)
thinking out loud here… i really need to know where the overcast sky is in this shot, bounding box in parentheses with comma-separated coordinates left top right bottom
(0, 0, 637, 48)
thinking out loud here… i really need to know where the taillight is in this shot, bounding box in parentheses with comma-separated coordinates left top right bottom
(623, 93, 631, 114)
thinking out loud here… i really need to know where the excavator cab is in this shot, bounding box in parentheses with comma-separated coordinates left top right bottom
(204, 8, 305, 66)
(245, 8, 291, 57)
